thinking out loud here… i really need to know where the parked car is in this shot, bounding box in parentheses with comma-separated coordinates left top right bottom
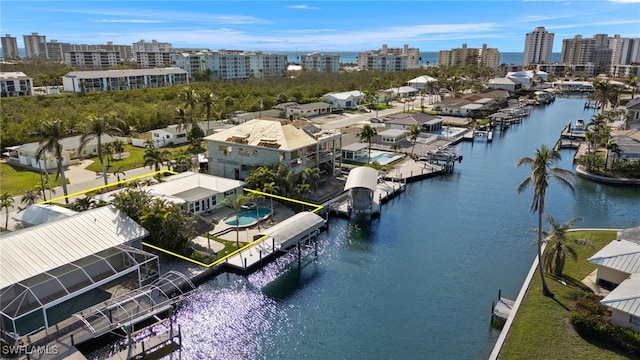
(356, 105, 370, 112)
(370, 117, 383, 123)
(331, 108, 344, 114)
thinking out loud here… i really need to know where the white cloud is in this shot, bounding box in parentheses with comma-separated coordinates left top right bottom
(286, 5, 320, 10)
(95, 19, 168, 24)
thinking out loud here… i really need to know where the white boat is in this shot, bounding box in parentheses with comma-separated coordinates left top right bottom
(574, 118, 585, 130)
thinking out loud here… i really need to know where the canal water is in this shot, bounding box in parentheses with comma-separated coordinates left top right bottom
(97, 97, 640, 359)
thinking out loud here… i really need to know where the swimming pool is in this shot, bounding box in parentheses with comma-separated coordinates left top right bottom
(437, 127, 467, 137)
(223, 206, 272, 227)
(371, 153, 397, 163)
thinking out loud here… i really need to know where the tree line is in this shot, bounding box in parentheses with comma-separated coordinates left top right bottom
(1, 61, 497, 147)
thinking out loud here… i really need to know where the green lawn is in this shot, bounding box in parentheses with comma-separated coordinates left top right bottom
(498, 230, 637, 359)
(0, 163, 63, 195)
(84, 144, 198, 173)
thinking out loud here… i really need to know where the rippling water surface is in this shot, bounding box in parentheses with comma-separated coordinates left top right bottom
(111, 97, 640, 360)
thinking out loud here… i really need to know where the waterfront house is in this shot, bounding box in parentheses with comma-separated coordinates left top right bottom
(0, 71, 33, 97)
(384, 113, 443, 131)
(600, 273, 640, 331)
(205, 119, 342, 179)
(378, 129, 408, 145)
(587, 239, 640, 290)
(488, 77, 522, 93)
(145, 171, 246, 215)
(323, 90, 364, 109)
(341, 142, 369, 161)
(0, 206, 158, 344)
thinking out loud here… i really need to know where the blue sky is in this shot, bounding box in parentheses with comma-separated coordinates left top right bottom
(1, 0, 639, 52)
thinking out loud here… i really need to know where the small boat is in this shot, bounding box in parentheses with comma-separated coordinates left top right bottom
(574, 118, 585, 130)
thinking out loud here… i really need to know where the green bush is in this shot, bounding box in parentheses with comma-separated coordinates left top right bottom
(570, 292, 640, 354)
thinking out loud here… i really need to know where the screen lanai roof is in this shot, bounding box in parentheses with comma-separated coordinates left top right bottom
(12, 204, 77, 226)
(0, 206, 149, 289)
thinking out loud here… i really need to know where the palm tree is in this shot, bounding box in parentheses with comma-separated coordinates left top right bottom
(180, 86, 199, 118)
(79, 114, 124, 185)
(262, 181, 279, 218)
(0, 193, 14, 229)
(222, 194, 249, 249)
(111, 138, 126, 160)
(541, 215, 591, 277)
(516, 144, 575, 297)
(358, 124, 378, 164)
(143, 144, 170, 172)
(35, 120, 70, 204)
(407, 124, 422, 158)
(20, 188, 43, 208)
(302, 167, 320, 193)
(172, 150, 195, 172)
(201, 90, 218, 135)
(626, 76, 638, 99)
(592, 79, 614, 114)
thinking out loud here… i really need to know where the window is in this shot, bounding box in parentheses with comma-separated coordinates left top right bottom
(166, 135, 170, 139)
(224, 189, 236, 196)
(211, 196, 217, 206)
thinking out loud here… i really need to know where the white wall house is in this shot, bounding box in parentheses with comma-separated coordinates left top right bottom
(601, 273, 640, 331)
(273, 102, 333, 119)
(0, 72, 34, 97)
(205, 119, 342, 180)
(488, 77, 522, 92)
(145, 172, 246, 215)
(323, 90, 364, 109)
(588, 239, 640, 290)
(407, 75, 437, 90)
(7, 134, 113, 170)
(151, 125, 188, 147)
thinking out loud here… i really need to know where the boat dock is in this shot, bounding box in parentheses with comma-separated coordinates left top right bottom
(330, 179, 405, 216)
(491, 289, 515, 325)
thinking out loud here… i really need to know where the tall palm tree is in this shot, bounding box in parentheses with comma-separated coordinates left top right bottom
(35, 120, 70, 204)
(143, 144, 170, 172)
(222, 194, 249, 249)
(201, 90, 218, 135)
(79, 114, 124, 185)
(0, 192, 14, 229)
(626, 76, 638, 99)
(407, 124, 422, 158)
(592, 79, 614, 114)
(516, 144, 575, 297)
(541, 215, 591, 277)
(262, 181, 279, 218)
(358, 124, 378, 164)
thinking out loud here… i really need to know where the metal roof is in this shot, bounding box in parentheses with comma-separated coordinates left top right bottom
(146, 172, 245, 199)
(0, 206, 149, 289)
(587, 239, 640, 275)
(344, 166, 379, 192)
(258, 212, 325, 250)
(12, 204, 77, 226)
(601, 273, 640, 317)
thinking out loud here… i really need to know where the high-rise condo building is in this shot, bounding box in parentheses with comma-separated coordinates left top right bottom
(438, 44, 500, 69)
(300, 52, 341, 73)
(1, 34, 19, 59)
(523, 27, 554, 66)
(23, 32, 48, 58)
(358, 44, 420, 72)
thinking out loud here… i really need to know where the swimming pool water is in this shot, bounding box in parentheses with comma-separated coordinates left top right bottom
(224, 207, 271, 227)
